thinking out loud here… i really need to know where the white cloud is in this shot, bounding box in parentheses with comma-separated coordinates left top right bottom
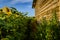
(10, 0, 32, 4)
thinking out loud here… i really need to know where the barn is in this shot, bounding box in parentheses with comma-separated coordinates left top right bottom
(32, 0, 60, 21)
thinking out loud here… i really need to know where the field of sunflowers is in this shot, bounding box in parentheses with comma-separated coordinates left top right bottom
(0, 7, 60, 40)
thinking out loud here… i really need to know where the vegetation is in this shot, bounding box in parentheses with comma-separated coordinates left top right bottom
(33, 10, 60, 40)
(0, 7, 34, 40)
(0, 7, 60, 40)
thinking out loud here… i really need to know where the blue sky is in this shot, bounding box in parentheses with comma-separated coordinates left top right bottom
(0, 0, 35, 16)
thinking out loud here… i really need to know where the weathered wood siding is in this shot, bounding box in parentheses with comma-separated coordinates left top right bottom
(35, 0, 60, 21)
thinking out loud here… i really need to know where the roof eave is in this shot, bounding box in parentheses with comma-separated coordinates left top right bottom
(32, 0, 37, 8)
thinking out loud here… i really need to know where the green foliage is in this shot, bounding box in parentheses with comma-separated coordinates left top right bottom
(34, 10, 60, 40)
(0, 7, 60, 40)
(0, 7, 34, 40)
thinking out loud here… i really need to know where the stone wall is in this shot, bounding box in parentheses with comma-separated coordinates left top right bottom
(35, 0, 59, 21)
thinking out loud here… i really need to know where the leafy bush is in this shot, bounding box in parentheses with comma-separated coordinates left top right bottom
(0, 7, 60, 40)
(33, 10, 60, 40)
(0, 7, 34, 40)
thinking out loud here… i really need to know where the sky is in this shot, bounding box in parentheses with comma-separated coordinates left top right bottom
(0, 0, 35, 16)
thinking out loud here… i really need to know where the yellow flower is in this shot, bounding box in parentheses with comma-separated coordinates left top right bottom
(6, 12, 12, 15)
(2, 7, 12, 15)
